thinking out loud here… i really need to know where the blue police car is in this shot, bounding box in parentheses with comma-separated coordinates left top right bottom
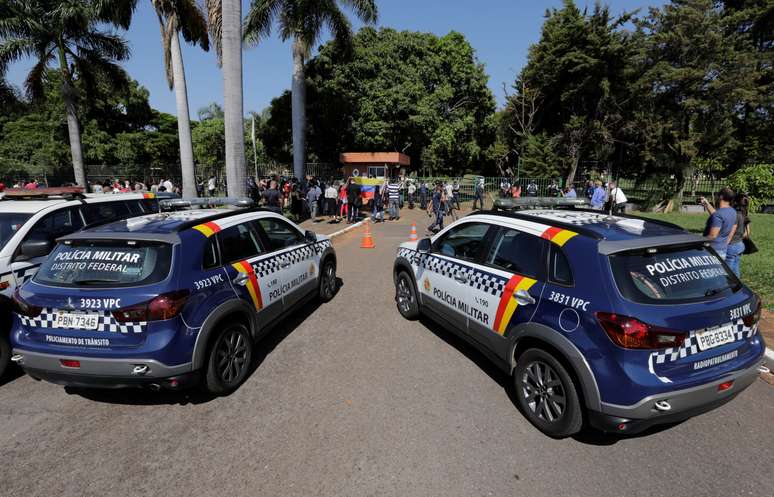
(393, 199, 766, 436)
(10, 207, 337, 394)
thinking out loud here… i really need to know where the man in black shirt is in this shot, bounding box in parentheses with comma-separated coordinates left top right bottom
(263, 180, 282, 214)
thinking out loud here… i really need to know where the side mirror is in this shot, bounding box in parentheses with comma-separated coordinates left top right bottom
(417, 238, 431, 253)
(18, 239, 53, 260)
(304, 230, 317, 243)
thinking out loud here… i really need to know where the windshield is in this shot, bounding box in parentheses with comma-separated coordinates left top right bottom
(610, 245, 740, 304)
(0, 213, 32, 252)
(34, 241, 172, 288)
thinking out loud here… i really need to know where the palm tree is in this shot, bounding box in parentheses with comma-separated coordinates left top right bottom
(207, 0, 247, 198)
(0, 0, 133, 186)
(197, 102, 224, 121)
(243, 0, 378, 181)
(150, 1, 209, 199)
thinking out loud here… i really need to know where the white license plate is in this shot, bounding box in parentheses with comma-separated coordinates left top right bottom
(695, 324, 736, 351)
(53, 312, 100, 330)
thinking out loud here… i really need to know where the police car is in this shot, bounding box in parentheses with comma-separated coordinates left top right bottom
(9, 205, 336, 394)
(0, 188, 160, 378)
(393, 198, 766, 436)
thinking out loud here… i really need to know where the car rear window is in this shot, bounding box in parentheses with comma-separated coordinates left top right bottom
(34, 241, 172, 288)
(610, 245, 740, 304)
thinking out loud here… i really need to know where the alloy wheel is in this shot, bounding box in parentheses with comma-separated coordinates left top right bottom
(216, 328, 249, 385)
(521, 360, 566, 423)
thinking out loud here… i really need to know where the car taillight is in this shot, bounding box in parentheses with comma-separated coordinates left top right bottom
(742, 300, 761, 328)
(112, 290, 189, 323)
(595, 312, 686, 349)
(11, 288, 42, 318)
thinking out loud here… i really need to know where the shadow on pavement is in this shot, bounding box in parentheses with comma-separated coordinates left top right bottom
(417, 315, 685, 445)
(69, 278, 344, 406)
(0, 364, 24, 387)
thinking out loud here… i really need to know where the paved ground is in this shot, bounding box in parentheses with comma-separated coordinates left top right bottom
(1, 206, 773, 497)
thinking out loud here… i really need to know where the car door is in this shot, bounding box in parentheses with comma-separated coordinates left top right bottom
(254, 217, 318, 309)
(216, 221, 283, 324)
(10, 207, 84, 287)
(419, 222, 494, 333)
(465, 226, 548, 360)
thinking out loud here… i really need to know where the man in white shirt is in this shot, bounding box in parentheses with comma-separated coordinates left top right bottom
(163, 178, 174, 193)
(608, 181, 628, 214)
(407, 182, 417, 209)
(324, 183, 338, 221)
(207, 175, 216, 196)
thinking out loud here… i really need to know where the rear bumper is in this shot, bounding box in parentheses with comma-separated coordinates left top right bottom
(590, 357, 765, 434)
(12, 348, 196, 389)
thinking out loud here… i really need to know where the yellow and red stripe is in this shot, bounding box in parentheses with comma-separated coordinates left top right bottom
(232, 260, 263, 311)
(492, 274, 537, 335)
(143, 192, 155, 199)
(193, 221, 222, 238)
(540, 226, 577, 247)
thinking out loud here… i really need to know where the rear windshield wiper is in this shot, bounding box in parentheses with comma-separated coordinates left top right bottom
(705, 284, 736, 297)
(73, 279, 121, 285)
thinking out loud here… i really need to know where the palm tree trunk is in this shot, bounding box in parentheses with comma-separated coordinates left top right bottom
(170, 29, 197, 199)
(57, 43, 86, 187)
(221, 0, 246, 198)
(291, 38, 306, 181)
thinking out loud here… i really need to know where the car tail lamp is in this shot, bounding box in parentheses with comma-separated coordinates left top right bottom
(112, 290, 190, 323)
(742, 300, 761, 328)
(595, 312, 686, 350)
(11, 288, 42, 318)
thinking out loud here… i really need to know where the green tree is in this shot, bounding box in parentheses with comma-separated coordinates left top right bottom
(244, 0, 378, 180)
(0, 0, 134, 186)
(261, 28, 496, 175)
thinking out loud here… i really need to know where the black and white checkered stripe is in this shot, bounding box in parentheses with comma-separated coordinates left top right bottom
(250, 240, 331, 278)
(652, 319, 758, 365)
(19, 308, 146, 334)
(397, 247, 507, 296)
(528, 210, 611, 226)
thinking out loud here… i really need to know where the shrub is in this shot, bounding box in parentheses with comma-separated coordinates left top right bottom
(727, 164, 774, 212)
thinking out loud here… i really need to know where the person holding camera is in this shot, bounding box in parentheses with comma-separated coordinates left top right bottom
(700, 187, 738, 260)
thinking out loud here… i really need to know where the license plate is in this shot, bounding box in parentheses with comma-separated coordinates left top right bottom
(695, 324, 736, 351)
(52, 312, 100, 330)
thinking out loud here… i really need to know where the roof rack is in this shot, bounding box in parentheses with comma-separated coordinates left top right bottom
(173, 205, 272, 232)
(492, 197, 590, 211)
(0, 186, 86, 201)
(469, 209, 604, 240)
(160, 197, 254, 211)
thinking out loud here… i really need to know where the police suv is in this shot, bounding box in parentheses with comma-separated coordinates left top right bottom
(393, 198, 766, 436)
(9, 205, 336, 394)
(0, 188, 160, 378)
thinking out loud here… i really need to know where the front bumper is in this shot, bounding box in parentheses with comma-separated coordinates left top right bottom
(12, 349, 197, 389)
(589, 358, 765, 434)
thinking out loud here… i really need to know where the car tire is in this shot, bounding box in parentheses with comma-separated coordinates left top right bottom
(0, 333, 10, 378)
(203, 322, 253, 395)
(395, 271, 420, 320)
(513, 348, 583, 437)
(318, 259, 337, 303)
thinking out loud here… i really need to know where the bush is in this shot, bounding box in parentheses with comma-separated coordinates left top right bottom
(727, 164, 774, 212)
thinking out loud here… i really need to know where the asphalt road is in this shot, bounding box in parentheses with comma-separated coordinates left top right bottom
(1, 208, 773, 497)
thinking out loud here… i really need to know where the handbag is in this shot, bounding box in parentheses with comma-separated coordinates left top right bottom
(742, 237, 758, 255)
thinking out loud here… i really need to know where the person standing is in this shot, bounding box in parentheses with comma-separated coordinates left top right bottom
(427, 184, 445, 233)
(473, 178, 485, 210)
(307, 181, 321, 222)
(262, 180, 282, 214)
(371, 185, 385, 223)
(325, 182, 338, 222)
(419, 181, 428, 210)
(725, 193, 750, 276)
(347, 178, 361, 223)
(590, 180, 606, 209)
(407, 181, 416, 209)
(547, 180, 560, 197)
(608, 181, 628, 214)
(387, 178, 401, 220)
(526, 180, 538, 197)
(207, 175, 217, 196)
(700, 187, 738, 260)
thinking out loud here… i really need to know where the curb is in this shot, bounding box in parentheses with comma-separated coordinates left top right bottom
(328, 219, 366, 239)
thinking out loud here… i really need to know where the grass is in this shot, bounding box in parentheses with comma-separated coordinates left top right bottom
(634, 211, 774, 310)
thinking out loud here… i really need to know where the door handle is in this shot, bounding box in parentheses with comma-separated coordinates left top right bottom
(233, 273, 249, 286)
(280, 261, 291, 268)
(454, 272, 469, 284)
(514, 289, 536, 305)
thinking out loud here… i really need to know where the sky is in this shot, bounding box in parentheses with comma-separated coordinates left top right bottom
(6, 0, 666, 117)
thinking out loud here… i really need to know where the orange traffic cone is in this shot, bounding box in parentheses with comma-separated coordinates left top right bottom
(409, 222, 418, 241)
(360, 220, 375, 249)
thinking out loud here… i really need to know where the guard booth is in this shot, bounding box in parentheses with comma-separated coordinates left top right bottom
(339, 152, 411, 179)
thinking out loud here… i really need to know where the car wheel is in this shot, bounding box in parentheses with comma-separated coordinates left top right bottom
(318, 259, 337, 303)
(514, 348, 583, 437)
(0, 334, 10, 378)
(203, 322, 253, 395)
(395, 271, 420, 320)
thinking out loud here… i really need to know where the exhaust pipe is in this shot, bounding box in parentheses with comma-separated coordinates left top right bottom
(131, 364, 150, 376)
(758, 365, 771, 374)
(11, 354, 23, 364)
(654, 400, 672, 412)
(149, 383, 161, 391)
